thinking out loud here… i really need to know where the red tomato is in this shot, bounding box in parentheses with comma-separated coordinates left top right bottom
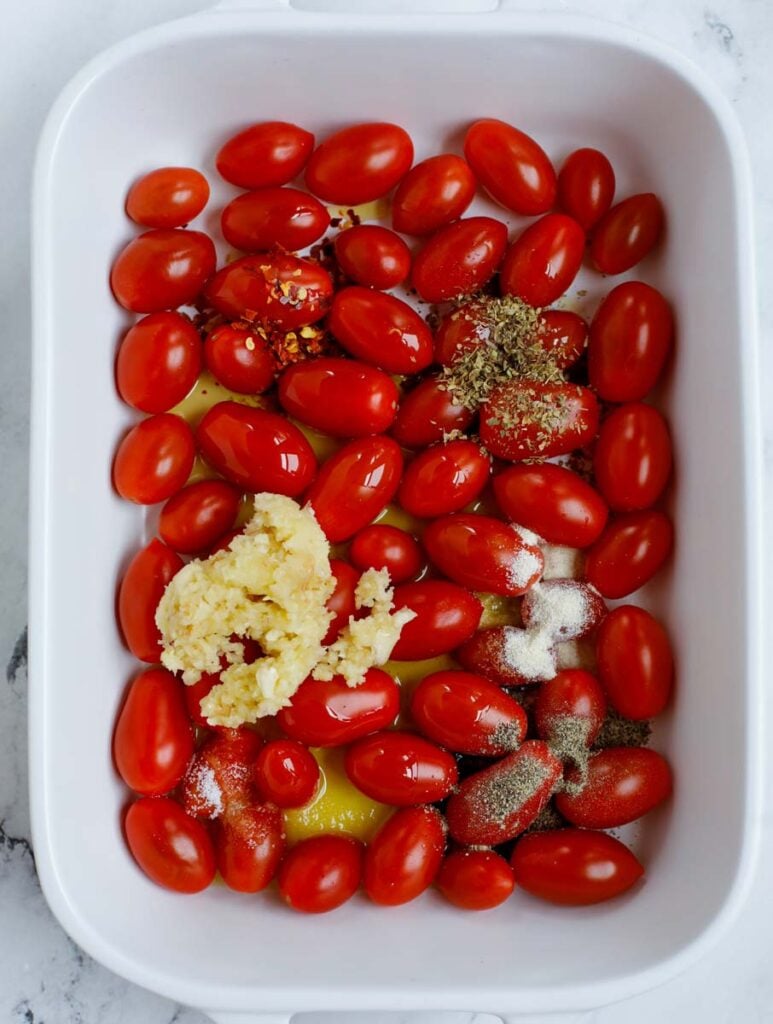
(391, 376, 474, 449)
(411, 217, 508, 303)
(111, 229, 215, 313)
(539, 310, 588, 369)
(493, 463, 608, 548)
(216, 121, 314, 189)
(116, 312, 202, 413)
(221, 187, 329, 252)
(464, 118, 556, 215)
(304, 122, 413, 205)
(591, 193, 664, 274)
(324, 559, 359, 645)
(114, 668, 194, 796)
(334, 226, 411, 290)
(278, 357, 399, 437)
(534, 669, 607, 747)
(279, 835, 363, 913)
(118, 539, 182, 662)
(204, 324, 276, 395)
(208, 528, 243, 556)
(327, 287, 433, 375)
(557, 747, 672, 828)
(410, 669, 527, 757)
(345, 731, 458, 805)
(520, 580, 607, 641)
(584, 510, 674, 599)
(398, 440, 491, 519)
(126, 167, 209, 229)
(181, 728, 263, 819)
(433, 299, 492, 367)
(392, 154, 476, 235)
(557, 148, 616, 231)
(125, 797, 216, 893)
(596, 605, 674, 719)
(349, 525, 423, 583)
(437, 850, 514, 910)
(511, 829, 644, 905)
(184, 672, 222, 728)
(254, 740, 320, 808)
(204, 253, 333, 330)
(159, 480, 241, 554)
(390, 580, 482, 660)
(500, 214, 585, 308)
(197, 401, 316, 496)
(593, 403, 672, 511)
(423, 513, 544, 597)
(588, 281, 674, 401)
(364, 806, 445, 906)
(114, 413, 195, 505)
(213, 803, 285, 893)
(446, 741, 563, 845)
(304, 436, 403, 542)
(481, 382, 600, 461)
(455, 625, 536, 687)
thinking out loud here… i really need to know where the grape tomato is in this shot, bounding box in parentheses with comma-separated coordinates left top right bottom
(126, 167, 210, 229)
(216, 121, 314, 189)
(392, 154, 476, 236)
(334, 225, 411, 290)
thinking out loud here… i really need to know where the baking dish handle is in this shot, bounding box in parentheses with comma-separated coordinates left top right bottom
(213, 0, 501, 12)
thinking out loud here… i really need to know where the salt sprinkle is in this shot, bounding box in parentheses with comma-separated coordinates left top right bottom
(503, 627, 557, 682)
(507, 546, 543, 591)
(541, 544, 583, 580)
(521, 580, 595, 642)
(184, 762, 224, 820)
(511, 523, 543, 548)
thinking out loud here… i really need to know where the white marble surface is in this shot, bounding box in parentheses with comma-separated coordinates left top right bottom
(2, 0, 772, 1021)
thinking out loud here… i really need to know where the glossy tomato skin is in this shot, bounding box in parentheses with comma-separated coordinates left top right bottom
(196, 401, 316, 496)
(392, 154, 476, 235)
(481, 382, 600, 461)
(539, 310, 588, 369)
(116, 312, 202, 413)
(464, 118, 556, 215)
(398, 440, 491, 519)
(438, 850, 514, 911)
(126, 167, 209, 229)
(324, 559, 359, 645)
(390, 580, 483, 660)
(327, 287, 433, 375)
(534, 669, 607, 746)
(204, 324, 275, 395)
(589, 282, 674, 401)
(221, 187, 329, 253)
(596, 605, 674, 719)
(279, 835, 363, 913)
(181, 729, 263, 819)
(213, 803, 286, 893)
(345, 731, 458, 805)
(364, 806, 445, 906)
(118, 539, 183, 662)
(253, 740, 320, 808)
(584, 510, 674, 599)
(456, 625, 542, 687)
(557, 148, 616, 231)
(216, 121, 314, 189)
(184, 672, 222, 729)
(433, 300, 491, 367)
(500, 214, 585, 308)
(511, 829, 644, 905)
(493, 463, 608, 548)
(305, 122, 413, 204)
(278, 357, 399, 437)
(304, 436, 403, 542)
(159, 480, 241, 554)
(111, 229, 215, 313)
(593, 403, 672, 512)
(125, 797, 216, 893)
(349, 525, 423, 583)
(557, 747, 673, 828)
(591, 193, 664, 274)
(411, 216, 508, 303)
(114, 413, 195, 505)
(334, 226, 411, 290)
(391, 377, 475, 449)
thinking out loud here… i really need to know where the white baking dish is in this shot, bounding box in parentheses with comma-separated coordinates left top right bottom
(29, 2, 762, 1022)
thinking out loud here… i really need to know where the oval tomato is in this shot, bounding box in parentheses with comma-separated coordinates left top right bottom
(126, 166, 209, 229)
(221, 187, 329, 252)
(392, 154, 476, 236)
(556, 747, 673, 828)
(204, 324, 275, 395)
(345, 731, 458, 805)
(253, 740, 320, 809)
(456, 624, 554, 687)
(481, 382, 599, 461)
(279, 835, 363, 913)
(159, 480, 241, 554)
(324, 559, 360, 645)
(125, 797, 216, 893)
(534, 669, 607, 747)
(305, 122, 413, 204)
(437, 850, 514, 911)
(216, 121, 314, 189)
(118, 539, 182, 662)
(390, 580, 482, 660)
(520, 579, 606, 641)
(327, 286, 433, 375)
(584, 510, 674, 599)
(181, 728, 263, 819)
(593, 403, 672, 511)
(557, 148, 615, 231)
(111, 229, 215, 313)
(398, 440, 491, 519)
(464, 118, 556, 215)
(391, 376, 474, 449)
(539, 310, 588, 369)
(114, 413, 195, 505)
(334, 225, 411, 290)
(411, 216, 508, 302)
(500, 213, 585, 308)
(433, 299, 492, 367)
(591, 193, 664, 274)
(213, 803, 285, 893)
(364, 806, 445, 906)
(596, 605, 674, 719)
(116, 312, 202, 413)
(349, 525, 423, 584)
(183, 672, 222, 729)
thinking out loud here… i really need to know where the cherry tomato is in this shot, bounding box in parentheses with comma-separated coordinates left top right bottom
(410, 669, 527, 756)
(324, 559, 359, 644)
(221, 187, 329, 252)
(534, 669, 607, 747)
(203, 324, 276, 395)
(437, 850, 514, 911)
(446, 741, 563, 845)
(114, 413, 195, 505)
(539, 310, 588, 369)
(125, 797, 216, 893)
(305, 122, 413, 205)
(433, 299, 492, 367)
(493, 463, 608, 548)
(345, 731, 458, 805)
(364, 806, 445, 906)
(596, 605, 674, 719)
(411, 217, 508, 303)
(181, 728, 263, 819)
(392, 154, 477, 236)
(456, 624, 557, 687)
(588, 281, 674, 401)
(423, 513, 544, 597)
(481, 382, 599, 461)
(216, 121, 314, 189)
(398, 440, 491, 519)
(126, 167, 209, 229)
(213, 803, 285, 893)
(511, 829, 644, 905)
(118, 539, 182, 662)
(159, 480, 241, 554)
(349, 525, 423, 583)
(327, 286, 433, 375)
(390, 580, 482, 660)
(520, 580, 606, 641)
(111, 229, 215, 313)
(197, 401, 316, 496)
(334, 225, 411, 290)
(278, 357, 398, 437)
(500, 214, 585, 308)
(209, 528, 243, 556)
(557, 747, 672, 828)
(116, 312, 202, 413)
(304, 436, 403, 542)
(204, 253, 333, 330)
(114, 668, 194, 796)
(278, 835, 363, 913)
(391, 376, 475, 449)
(593, 403, 672, 512)
(557, 148, 615, 231)
(253, 740, 320, 808)
(464, 118, 556, 215)
(584, 510, 674, 599)
(184, 672, 222, 728)
(591, 193, 664, 274)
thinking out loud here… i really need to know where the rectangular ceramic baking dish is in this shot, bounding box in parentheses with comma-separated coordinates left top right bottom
(29, 2, 762, 1021)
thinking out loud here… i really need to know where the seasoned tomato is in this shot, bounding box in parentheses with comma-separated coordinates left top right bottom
(584, 510, 674, 598)
(433, 299, 492, 367)
(278, 835, 363, 913)
(213, 803, 285, 893)
(520, 579, 607, 641)
(392, 154, 476, 236)
(539, 310, 588, 369)
(464, 118, 556, 215)
(216, 121, 314, 189)
(590, 193, 664, 274)
(456, 625, 545, 687)
(111, 229, 215, 313)
(556, 747, 673, 828)
(278, 669, 400, 748)
(181, 728, 263, 819)
(364, 806, 445, 906)
(254, 740, 320, 809)
(327, 287, 433, 375)
(114, 413, 195, 505)
(118, 539, 182, 662)
(204, 324, 275, 395)
(534, 669, 607, 746)
(398, 440, 491, 519)
(334, 225, 411, 290)
(593, 403, 672, 511)
(125, 797, 216, 893)
(345, 731, 458, 806)
(159, 480, 241, 554)
(116, 312, 202, 414)
(221, 187, 330, 253)
(126, 167, 209, 229)
(411, 216, 508, 303)
(437, 850, 515, 911)
(499, 214, 585, 308)
(557, 148, 615, 231)
(324, 559, 360, 645)
(390, 580, 483, 660)
(349, 525, 423, 583)
(391, 376, 475, 449)
(596, 605, 674, 720)
(304, 122, 413, 204)
(480, 382, 599, 461)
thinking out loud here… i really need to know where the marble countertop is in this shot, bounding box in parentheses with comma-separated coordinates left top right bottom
(2, 0, 771, 1021)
